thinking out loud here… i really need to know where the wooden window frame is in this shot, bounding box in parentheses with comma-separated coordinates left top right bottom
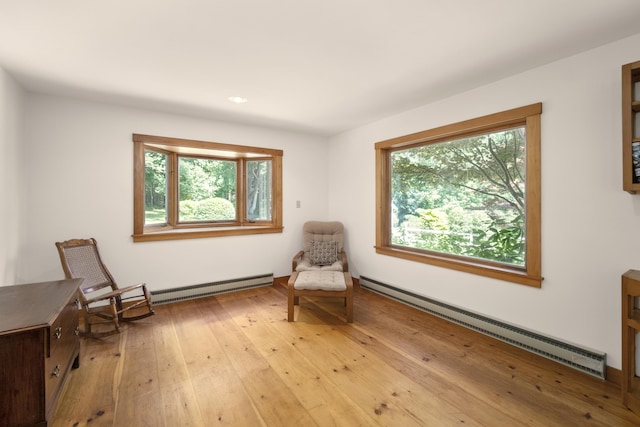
(133, 133, 283, 242)
(374, 103, 543, 287)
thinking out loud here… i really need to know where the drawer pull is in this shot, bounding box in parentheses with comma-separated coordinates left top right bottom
(74, 326, 80, 336)
(51, 364, 60, 378)
(54, 327, 62, 339)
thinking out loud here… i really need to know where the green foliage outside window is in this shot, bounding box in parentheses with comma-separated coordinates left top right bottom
(144, 150, 167, 224)
(134, 133, 283, 242)
(179, 198, 236, 221)
(178, 157, 236, 221)
(390, 127, 526, 266)
(144, 150, 273, 225)
(246, 160, 272, 221)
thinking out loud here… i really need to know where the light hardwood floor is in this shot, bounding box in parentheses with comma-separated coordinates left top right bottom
(51, 278, 639, 426)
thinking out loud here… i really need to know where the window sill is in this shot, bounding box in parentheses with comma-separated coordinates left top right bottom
(375, 245, 542, 288)
(133, 226, 284, 242)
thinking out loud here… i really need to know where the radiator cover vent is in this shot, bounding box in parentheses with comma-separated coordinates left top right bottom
(151, 274, 273, 305)
(359, 276, 606, 379)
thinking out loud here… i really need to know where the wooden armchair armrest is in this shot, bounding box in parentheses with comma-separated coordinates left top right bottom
(292, 250, 304, 271)
(340, 251, 348, 272)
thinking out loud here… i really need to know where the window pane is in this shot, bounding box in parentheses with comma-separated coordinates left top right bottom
(246, 160, 272, 221)
(390, 126, 526, 267)
(178, 157, 237, 222)
(144, 150, 168, 225)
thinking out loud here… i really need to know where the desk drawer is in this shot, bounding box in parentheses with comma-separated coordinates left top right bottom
(45, 293, 80, 411)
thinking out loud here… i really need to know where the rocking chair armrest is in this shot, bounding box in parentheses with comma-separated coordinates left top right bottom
(82, 283, 148, 305)
(292, 250, 304, 271)
(83, 291, 120, 305)
(116, 282, 148, 294)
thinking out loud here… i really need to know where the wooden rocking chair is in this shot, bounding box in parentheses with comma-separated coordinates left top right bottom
(55, 238, 155, 338)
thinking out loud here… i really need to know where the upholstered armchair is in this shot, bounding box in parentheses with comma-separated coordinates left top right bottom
(292, 221, 348, 272)
(289, 221, 353, 322)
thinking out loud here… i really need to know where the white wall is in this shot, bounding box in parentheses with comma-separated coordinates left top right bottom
(9, 32, 640, 370)
(329, 33, 640, 369)
(18, 95, 330, 290)
(0, 66, 25, 285)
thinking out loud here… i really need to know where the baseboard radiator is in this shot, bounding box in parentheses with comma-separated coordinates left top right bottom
(150, 274, 273, 305)
(359, 276, 607, 379)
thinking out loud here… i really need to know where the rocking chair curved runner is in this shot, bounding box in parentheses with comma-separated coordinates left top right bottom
(56, 238, 154, 338)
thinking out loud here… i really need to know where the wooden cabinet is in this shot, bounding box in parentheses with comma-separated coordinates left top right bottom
(0, 279, 82, 427)
(622, 270, 640, 414)
(622, 60, 640, 193)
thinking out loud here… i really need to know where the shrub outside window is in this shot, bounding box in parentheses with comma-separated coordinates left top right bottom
(375, 104, 542, 287)
(133, 134, 283, 242)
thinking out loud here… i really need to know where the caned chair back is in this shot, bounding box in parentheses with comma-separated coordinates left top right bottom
(56, 238, 117, 299)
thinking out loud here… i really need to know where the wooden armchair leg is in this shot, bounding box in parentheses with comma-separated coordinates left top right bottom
(345, 273, 353, 323)
(288, 294, 295, 322)
(288, 273, 297, 322)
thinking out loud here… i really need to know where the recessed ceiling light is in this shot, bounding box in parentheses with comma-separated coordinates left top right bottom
(228, 96, 248, 104)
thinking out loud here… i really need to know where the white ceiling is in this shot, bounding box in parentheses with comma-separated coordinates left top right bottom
(1, 1, 640, 136)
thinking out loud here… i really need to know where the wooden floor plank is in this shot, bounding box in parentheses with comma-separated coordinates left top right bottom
(50, 337, 122, 427)
(111, 317, 165, 426)
(50, 279, 640, 426)
(197, 295, 317, 426)
(151, 308, 205, 427)
(349, 293, 576, 425)
(344, 285, 632, 426)
(169, 299, 267, 426)
(274, 285, 534, 426)
(262, 284, 528, 427)
(216, 289, 383, 426)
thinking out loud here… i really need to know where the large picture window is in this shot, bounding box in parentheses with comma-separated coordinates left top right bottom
(375, 104, 542, 287)
(133, 134, 283, 242)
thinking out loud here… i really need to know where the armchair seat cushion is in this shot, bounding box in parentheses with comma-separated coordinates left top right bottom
(293, 271, 347, 291)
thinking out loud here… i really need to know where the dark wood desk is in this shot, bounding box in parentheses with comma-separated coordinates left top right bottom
(0, 279, 82, 427)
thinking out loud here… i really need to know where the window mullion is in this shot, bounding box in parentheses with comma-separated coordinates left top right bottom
(238, 159, 246, 225)
(167, 153, 178, 226)
(272, 156, 282, 225)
